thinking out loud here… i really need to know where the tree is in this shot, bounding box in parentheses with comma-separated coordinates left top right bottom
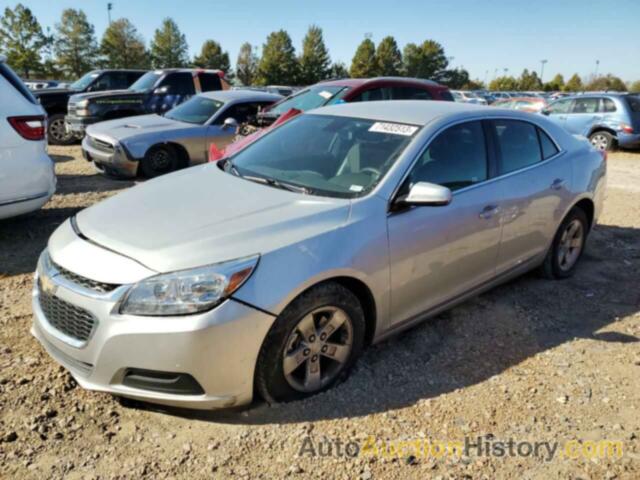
(434, 68, 470, 89)
(299, 25, 330, 85)
(257, 30, 299, 85)
(544, 73, 565, 92)
(350, 38, 376, 78)
(463, 78, 486, 90)
(150, 18, 189, 68)
(54, 9, 98, 78)
(517, 68, 542, 91)
(235, 42, 258, 86)
(585, 74, 627, 92)
(564, 73, 583, 92)
(329, 61, 349, 79)
(0, 4, 46, 78)
(402, 40, 448, 79)
(489, 75, 518, 91)
(629, 80, 640, 93)
(375, 36, 402, 76)
(100, 18, 149, 69)
(193, 40, 230, 74)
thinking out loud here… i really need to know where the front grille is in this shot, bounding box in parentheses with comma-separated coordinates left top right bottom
(88, 135, 114, 153)
(39, 290, 97, 343)
(52, 260, 119, 294)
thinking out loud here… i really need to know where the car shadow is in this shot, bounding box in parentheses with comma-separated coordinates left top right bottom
(49, 153, 75, 163)
(54, 173, 137, 196)
(141, 223, 640, 424)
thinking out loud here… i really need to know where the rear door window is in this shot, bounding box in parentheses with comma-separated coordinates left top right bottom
(391, 86, 433, 100)
(572, 98, 599, 114)
(160, 72, 195, 95)
(547, 99, 573, 114)
(492, 120, 542, 174)
(198, 73, 222, 92)
(601, 98, 617, 113)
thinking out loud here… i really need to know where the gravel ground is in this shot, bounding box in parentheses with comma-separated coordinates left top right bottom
(1, 146, 639, 479)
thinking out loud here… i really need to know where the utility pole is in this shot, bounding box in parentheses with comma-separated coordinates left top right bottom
(107, 3, 113, 24)
(594, 59, 600, 78)
(503, 67, 509, 76)
(540, 59, 548, 84)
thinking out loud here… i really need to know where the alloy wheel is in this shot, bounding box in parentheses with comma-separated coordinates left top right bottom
(282, 306, 353, 393)
(590, 133, 609, 151)
(49, 118, 72, 142)
(557, 219, 584, 272)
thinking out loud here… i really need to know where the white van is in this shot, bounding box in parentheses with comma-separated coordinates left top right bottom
(0, 56, 56, 220)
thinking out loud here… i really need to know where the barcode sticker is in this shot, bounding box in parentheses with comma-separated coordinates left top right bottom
(369, 122, 419, 136)
(318, 90, 333, 99)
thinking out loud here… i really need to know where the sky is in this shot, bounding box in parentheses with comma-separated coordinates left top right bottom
(2, 0, 639, 83)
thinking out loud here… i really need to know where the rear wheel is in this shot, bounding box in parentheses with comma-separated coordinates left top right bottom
(589, 131, 615, 152)
(540, 207, 589, 279)
(47, 113, 75, 145)
(255, 282, 365, 403)
(140, 145, 179, 178)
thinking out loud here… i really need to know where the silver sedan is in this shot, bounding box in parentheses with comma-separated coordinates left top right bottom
(81, 90, 282, 178)
(33, 101, 606, 409)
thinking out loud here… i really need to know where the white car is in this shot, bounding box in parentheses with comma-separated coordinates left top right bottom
(451, 90, 488, 105)
(0, 56, 56, 220)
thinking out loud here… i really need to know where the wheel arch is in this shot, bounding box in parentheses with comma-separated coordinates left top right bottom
(588, 125, 617, 139)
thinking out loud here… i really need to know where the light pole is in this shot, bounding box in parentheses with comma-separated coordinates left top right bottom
(594, 59, 600, 78)
(503, 68, 509, 76)
(540, 59, 548, 84)
(107, 3, 112, 24)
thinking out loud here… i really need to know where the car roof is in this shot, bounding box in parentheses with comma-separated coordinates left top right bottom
(317, 76, 443, 89)
(200, 90, 282, 103)
(310, 100, 493, 125)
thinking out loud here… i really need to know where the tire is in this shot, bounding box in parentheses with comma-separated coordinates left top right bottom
(540, 207, 589, 279)
(47, 113, 75, 145)
(255, 282, 366, 404)
(589, 131, 615, 152)
(139, 145, 179, 178)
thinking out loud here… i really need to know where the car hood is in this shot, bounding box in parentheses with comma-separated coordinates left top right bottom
(34, 87, 73, 97)
(86, 114, 195, 143)
(75, 164, 351, 273)
(70, 89, 143, 103)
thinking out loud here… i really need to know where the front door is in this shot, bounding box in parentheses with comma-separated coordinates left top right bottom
(387, 121, 503, 325)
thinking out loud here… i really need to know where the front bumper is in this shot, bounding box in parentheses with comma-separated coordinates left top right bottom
(65, 115, 100, 134)
(31, 252, 275, 410)
(81, 135, 139, 178)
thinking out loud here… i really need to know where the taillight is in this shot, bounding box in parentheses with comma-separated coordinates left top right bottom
(621, 123, 634, 134)
(8, 115, 46, 140)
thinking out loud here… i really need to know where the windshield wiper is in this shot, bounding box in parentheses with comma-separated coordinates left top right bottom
(242, 175, 311, 194)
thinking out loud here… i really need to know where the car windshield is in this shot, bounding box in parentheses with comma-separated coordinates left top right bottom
(229, 114, 419, 198)
(70, 71, 100, 91)
(164, 96, 224, 124)
(267, 86, 347, 115)
(128, 72, 161, 92)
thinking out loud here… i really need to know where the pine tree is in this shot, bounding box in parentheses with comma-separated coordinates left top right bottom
(329, 61, 349, 79)
(257, 30, 299, 85)
(54, 9, 98, 78)
(0, 3, 46, 78)
(236, 42, 258, 86)
(193, 40, 230, 74)
(150, 18, 189, 68)
(350, 38, 376, 78)
(299, 25, 330, 84)
(402, 40, 448, 79)
(100, 18, 149, 69)
(375, 36, 402, 76)
(564, 73, 583, 92)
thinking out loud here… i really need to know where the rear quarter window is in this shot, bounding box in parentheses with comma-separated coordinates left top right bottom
(0, 62, 37, 104)
(626, 95, 640, 112)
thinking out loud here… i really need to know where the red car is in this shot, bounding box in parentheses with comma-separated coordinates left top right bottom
(493, 97, 548, 113)
(209, 77, 453, 161)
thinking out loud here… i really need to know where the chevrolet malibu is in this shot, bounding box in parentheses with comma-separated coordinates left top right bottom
(32, 101, 606, 409)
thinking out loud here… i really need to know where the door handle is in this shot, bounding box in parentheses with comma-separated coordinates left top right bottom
(479, 205, 499, 219)
(551, 178, 565, 190)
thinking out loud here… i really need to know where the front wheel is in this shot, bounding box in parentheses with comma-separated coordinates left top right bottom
(589, 131, 615, 152)
(47, 114, 75, 145)
(540, 207, 589, 279)
(140, 145, 179, 178)
(255, 283, 366, 403)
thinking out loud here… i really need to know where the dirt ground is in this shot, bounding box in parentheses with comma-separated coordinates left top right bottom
(1, 146, 639, 480)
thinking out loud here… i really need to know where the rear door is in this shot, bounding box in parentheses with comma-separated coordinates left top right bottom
(565, 97, 602, 136)
(387, 120, 503, 325)
(489, 119, 572, 274)
(545, 98, 573, 129)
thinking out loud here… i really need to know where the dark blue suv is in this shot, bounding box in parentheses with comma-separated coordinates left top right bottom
(543, 93, 640, 151)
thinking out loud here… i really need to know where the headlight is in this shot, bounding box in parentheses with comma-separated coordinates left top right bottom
(75, 99, 89, 108)
(119, 255, 259, 316)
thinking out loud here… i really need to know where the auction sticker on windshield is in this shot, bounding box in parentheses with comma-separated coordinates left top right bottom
(318, 90, 334, 99)
(369, 122, 419, 136)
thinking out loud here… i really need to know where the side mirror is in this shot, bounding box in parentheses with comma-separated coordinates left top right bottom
(395, 182, 452, 207)
(222, 117, 238, 130)
(541, 108, 551, 116)
(153, 85, 169, 95)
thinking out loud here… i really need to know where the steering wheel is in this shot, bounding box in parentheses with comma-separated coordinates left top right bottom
(360, 167, 381, 178)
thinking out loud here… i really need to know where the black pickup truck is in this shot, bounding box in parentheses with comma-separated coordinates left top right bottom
(34, 69, 145, 144)
(65, 69, 229, 136)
